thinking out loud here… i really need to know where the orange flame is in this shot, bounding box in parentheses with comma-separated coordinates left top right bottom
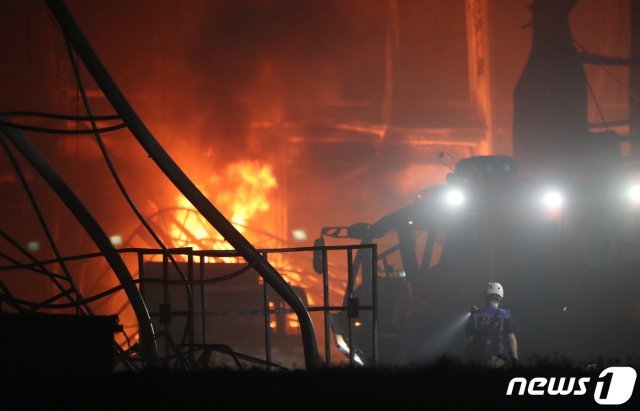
(217, 161, 278, 231)
(169, 161, 278, 261)
(166, 160, 314, 301)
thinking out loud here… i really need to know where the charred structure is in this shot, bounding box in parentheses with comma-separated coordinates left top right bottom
(0, 0, 639, 376)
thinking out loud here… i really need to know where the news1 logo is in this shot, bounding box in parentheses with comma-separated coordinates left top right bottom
(506, 367, 637, 405)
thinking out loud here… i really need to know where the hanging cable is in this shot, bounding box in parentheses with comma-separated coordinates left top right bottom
(0, 120, 127, 135)
(586, 79, 609, 131)
(4, 111, 120, 122)
(0, 280, 28, 312)
(0, 136, 92, 315)
(571, 38, 610, 131)
(0, 285, 77, 310)
(0, 287, 90, 310)
(64, 41, 194, 344)
(574, 37, 640, 105)
(0, 252, 255, 286)
(0, 249, 68, 280)
(0, 230, 68, 280)
(579, 52, 640, 66)
(0, 227, 84, 311)
(0, 247, 188, 272)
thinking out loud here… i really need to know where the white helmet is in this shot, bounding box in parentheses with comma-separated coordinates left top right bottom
(486, 282, 504, 299)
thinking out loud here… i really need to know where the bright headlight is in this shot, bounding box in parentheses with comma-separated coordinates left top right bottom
(628, 184, 640, 204)
(542, 190, 564, 210)
(446, 189, 464, 206)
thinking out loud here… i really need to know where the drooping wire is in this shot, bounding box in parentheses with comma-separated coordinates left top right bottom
(0, 285, 76, 311)
(574, 37, 640, 119)
(0, 120, 127, 135)
(599, 64, 640, 104)
(0, 136, 92, 315)
(0, 249, 255, 280)
(586, 79, 609, 131)
(0, 247, 186, 273)
(0, 249, 67, 279)
(571, 38, 610, 131)
(0, 280, 28, 312)
(436, 151, 457, 170)
(4, 111, 120, 122)
(0, 229, 67, 280)
(0, 288, 95, 310)
(0, 227, 82, 309)
(0, 261, 255, 310)
(64, 41, 194, 346)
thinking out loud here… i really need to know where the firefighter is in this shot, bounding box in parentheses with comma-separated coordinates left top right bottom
(465, 282, 518, 366)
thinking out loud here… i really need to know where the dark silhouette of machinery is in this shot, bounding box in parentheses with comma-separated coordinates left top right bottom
(317, 0, 640, 365)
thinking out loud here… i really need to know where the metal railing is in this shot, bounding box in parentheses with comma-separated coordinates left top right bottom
(136, 244, 378, 369)
(0, 243, 378, 369)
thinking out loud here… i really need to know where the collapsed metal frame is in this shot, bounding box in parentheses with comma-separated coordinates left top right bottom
(1, 0, 321, 367)
(136, 244, 378, 368)
(0, 244, 378, 369)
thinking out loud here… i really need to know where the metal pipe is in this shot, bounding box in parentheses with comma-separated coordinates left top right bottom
(347, 248, 354, 365)
(137, 252, 145, 300)
(199, 256, 207, 345)
(162, 253, 170, 364)
(322, 249, 330, 365)
(371, 245, 378, 365)
(187, 251, 195, 363)
(262, 252, 272, 370)
(43, 0, 318, 368)
(0, 115, 158, 364)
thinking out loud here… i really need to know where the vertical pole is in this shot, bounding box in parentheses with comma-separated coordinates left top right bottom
(371, 245, 378, 366)
(347, 248, 354, 365)
(262, 252, 272, 369)
(466, 0, 494, 155)
(322, 249, 330, 365)
(137, 253, 145, 298)
(162, 253, 169, 362)
(187, 251, 195, 362)
(137, 251, 148, 365)
(200, 255, 207, 345)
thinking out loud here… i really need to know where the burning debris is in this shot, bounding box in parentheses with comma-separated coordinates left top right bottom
(0, 0, 638, 379)
(169, 160, 278, 255)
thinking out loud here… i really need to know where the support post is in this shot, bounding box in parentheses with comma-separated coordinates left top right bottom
(466, 0, 494, 155)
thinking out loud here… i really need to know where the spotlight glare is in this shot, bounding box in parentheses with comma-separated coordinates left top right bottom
(629, 184, 640, 204)
(446, 189, 464, 206)
(542, 190, 564, 210)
